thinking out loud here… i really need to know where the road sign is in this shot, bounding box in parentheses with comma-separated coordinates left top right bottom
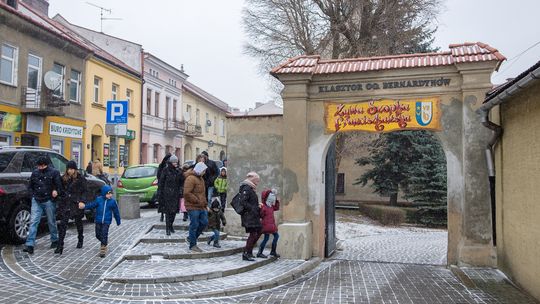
(105, 123, 127, 136)
(106, 100, 128, 124)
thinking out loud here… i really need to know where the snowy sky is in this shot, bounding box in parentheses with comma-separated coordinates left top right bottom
(49, 0, 540, 110)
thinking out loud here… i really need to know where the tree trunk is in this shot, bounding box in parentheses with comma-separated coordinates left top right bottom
(389, 193, 398, 206)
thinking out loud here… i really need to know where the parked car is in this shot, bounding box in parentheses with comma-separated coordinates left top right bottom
(0, 146, 106, 244)
(116, 164, 159, 206)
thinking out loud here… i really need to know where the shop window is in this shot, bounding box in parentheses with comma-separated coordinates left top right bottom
(0, 134, 11, 147)
(69, 69, 81, 103)
(52, 63, 65, 97)
(51, 139, 63, 155)
(336, 173, 345, 194)
(93, 76, 101, 104)
(0, 44, 18, 86)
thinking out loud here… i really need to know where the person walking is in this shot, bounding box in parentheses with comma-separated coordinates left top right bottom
(157, 155, 183, 235)
(85, 161, 93, 175)
(183, 162, 208, 252)
(257, 189, 280, 258)
(56, 161, 87, 254)
(207, 199, 226, 248)
(214, 167, 228, 211)
(79, 185, 121, 258)
(92, 158, 103, 176)
(157, 153, 172, 222)
(239, 172, 262, 261)
(23, 157, 63, 255)
(201, 151, 219, 207)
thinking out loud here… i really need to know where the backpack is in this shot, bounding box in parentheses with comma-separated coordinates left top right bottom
(230, 189, 248, 215)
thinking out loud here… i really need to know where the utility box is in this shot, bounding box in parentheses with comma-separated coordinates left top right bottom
(118, 194, 140, 219)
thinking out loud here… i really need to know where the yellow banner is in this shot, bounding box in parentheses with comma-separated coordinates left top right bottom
(325, 97, 441, 133)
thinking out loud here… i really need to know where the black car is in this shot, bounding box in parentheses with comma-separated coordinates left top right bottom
(0, 146, 105, 243)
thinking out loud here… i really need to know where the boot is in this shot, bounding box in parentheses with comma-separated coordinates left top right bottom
(99, 245, 107, 258)
(54, 245, 63, 255)
(242, 252, 255, 261)
(160, 212, 164, 222)
(23, 246, 34, 254)
(183, 212, 188, 221)
(76, 236, 83, 249)
(213, 240, 221, 248)
(165, 214, 171, 235)
(207, 235, 213, 245)
(256, 249, 267, 258)
(170, 214, 176, 233)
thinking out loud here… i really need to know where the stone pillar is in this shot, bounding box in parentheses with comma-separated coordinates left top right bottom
(118, 194, 140, 219)
(278, 76, 313, 260)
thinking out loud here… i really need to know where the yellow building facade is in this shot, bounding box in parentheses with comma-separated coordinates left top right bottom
(83, 57, 141, 174)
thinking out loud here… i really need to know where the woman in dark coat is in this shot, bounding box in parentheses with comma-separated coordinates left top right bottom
(157, 153, 172, 221)
(56, 160, 87, 254)
(239, 171, 262, 261)
(157, 155, 184, 235)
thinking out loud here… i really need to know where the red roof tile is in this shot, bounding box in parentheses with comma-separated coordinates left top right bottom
(271, 42, 506, 76)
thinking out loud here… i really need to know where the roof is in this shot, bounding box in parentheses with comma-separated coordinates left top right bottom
(484, 59, 540, 103)
(183, 81, 229, 112)
(271, 42, 506, 76)
(247, 102, 283, 116)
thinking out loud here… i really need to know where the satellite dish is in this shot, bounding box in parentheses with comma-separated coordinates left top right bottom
(44, 71, 62, 90)
(183, 111, 191, 122)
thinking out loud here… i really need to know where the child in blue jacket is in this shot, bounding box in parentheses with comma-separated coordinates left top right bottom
(79, 185, 121, 258)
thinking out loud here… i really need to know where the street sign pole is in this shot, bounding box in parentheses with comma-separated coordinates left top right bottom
(105, 100, 129, 198)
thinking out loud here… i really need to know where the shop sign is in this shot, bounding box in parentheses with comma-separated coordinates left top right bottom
(103, 143, 110, 167)
(49, 122, 83, 139)
(325, 97, 441, 133)
(122, 129, 136, 140)
(0, 112, 22, 132)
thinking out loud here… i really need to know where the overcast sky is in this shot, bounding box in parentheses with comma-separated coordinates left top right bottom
(49, 0, 540, 110)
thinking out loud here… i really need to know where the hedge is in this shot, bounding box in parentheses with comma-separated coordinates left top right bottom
(357, 204, 406, 226)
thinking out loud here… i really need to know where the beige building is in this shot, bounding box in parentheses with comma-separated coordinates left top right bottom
(182, 81, 228, 162)
(481, 60, 540, 301)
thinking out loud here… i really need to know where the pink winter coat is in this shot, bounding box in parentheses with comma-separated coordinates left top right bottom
(260, 189, 280, 234)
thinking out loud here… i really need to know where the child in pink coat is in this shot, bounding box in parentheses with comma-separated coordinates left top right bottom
(257, 189, 280, 258)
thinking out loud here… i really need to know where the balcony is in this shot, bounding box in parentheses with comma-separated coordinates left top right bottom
(165, 119, 186, 135)
(185, 123, 203, 137)
(143, 114, 165, 130)
(20, 86, 68, 116)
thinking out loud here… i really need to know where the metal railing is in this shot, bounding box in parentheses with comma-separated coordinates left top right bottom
(185, 123, 203, 137)
(21, 86, 69, 114)
(165, 119, 186, 132)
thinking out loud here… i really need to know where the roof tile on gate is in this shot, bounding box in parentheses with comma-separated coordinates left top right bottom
(271, 42, 506, 77)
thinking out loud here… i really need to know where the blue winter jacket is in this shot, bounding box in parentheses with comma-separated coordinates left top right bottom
(84, 185, 121, 225)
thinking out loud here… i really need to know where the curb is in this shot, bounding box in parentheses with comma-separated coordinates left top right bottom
(123, 246, 244, 260)
(139, 233, 228, 244)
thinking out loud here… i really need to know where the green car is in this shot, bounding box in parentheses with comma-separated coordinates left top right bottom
(116, 164, 159, 206)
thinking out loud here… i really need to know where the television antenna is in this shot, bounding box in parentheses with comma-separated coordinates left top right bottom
(86, 2, 122, 32)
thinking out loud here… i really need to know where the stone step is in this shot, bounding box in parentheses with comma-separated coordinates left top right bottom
(95, 258, 321, 299)
(152, 224, 190, 231)
(124, 240, 246, 260)
(138, 230, 228, 244)
(103, 253, 277, 284)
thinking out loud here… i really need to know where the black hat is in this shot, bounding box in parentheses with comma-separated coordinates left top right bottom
(37, 156, 49, 166)
(67, 160, 78, 170)
(201, 151, 209, 157)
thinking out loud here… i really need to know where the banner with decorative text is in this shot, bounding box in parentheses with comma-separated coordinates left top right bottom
(325, 97, 441, 133)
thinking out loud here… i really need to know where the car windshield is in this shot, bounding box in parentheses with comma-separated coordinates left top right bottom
(123, 166, 157, 179)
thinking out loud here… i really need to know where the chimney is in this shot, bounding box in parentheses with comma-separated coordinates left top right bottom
(21, 0, 49, 16)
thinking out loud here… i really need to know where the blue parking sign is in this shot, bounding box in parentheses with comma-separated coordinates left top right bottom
(106, 101, 128, 124)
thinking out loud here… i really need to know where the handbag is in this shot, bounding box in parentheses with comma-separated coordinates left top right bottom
(230, 190, 247, 215)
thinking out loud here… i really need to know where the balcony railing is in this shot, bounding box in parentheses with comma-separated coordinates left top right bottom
(166, 119, 186, 131)
(185, 123, 203, 137)
(20, 86, 68, 116)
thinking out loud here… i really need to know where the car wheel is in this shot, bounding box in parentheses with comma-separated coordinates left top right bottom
(8, 204, 31, 244)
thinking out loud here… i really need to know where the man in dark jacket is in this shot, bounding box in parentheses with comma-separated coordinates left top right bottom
(23, 156, 63, 254)
(201, 151, 219, 207)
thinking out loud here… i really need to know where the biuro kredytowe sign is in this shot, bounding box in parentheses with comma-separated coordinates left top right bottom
(325, 97, 441, 133)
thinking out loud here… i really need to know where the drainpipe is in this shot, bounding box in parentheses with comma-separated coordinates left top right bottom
(139, 50, 145, 164)
(478, 63, 540, 247)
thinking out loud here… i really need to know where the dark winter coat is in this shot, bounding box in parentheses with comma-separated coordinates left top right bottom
(208, 204, 226, 230)
(203, 159, 219, 189)
(57, 172, 87, 221)
(239, 184, 262, 230)
(28, 166, 63, 203)
(183, 170, 207, 211)
(260, 200, 280, 234)
(157, 164, 184, 214)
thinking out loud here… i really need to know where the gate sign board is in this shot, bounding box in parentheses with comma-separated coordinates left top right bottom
(106, 100, 128, 124)
(324, 97, 441, 133)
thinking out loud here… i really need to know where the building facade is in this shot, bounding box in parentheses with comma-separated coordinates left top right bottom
(141, 53, 188, 164)
(182, 81, 228, 162)
(0, 0, 91, 167)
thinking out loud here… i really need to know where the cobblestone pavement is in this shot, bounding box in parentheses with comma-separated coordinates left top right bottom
(0, 208, 536, 303)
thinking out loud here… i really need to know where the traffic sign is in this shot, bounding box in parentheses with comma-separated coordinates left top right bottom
(106, 100, 128, 124)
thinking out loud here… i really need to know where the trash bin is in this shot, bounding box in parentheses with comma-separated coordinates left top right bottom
(118, 194, 140, 219)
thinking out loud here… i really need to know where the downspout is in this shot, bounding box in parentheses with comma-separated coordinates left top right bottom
(139, 50, 145, 164)
(478, 63, 540, 247)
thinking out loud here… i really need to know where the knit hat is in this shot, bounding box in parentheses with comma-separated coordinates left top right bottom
(201, 151, 209, 157)
(67, 160, 78, 170)
(194, 162, 208, 176)
(169, 155, 178, 163)
(37, 156, 48, 166)
(246, 171, 260, 186)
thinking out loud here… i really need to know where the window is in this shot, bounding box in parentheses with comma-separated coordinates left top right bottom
(165, 96, 171, 120)
(336, 173, 345, 194)
(196, 109, 200, 125)
(0, 44, 18, 85)
(214, 116, 217, 135)
(220, 119, 225, 137)
(146, 88, 152, 115)
(0, 152, 16, 173)
(6, 0, 17, 8)
(153, 144, 160, 163)
(22, 152, 47, 172)
(126, 89, 132, 103)
(195, 147, 200, 156)
(112, 83, 118, 100)
(155, 92, 160, 117)
(186, 104, 192, 122)
(69, 69, 81, 102)
(93, 77, 101, 103)
(27, 54, 41, 90)
(52, 63, 65, 97)
(173, 99, 177, 121)
(49, 152, 67, 173)
(205, 113, 209, 132)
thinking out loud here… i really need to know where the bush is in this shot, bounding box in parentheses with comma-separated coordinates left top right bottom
(357, 204, 406, 226)
(409, 206, 447, 227)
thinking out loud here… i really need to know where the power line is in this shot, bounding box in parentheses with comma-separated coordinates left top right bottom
(497, 40, 540, 76)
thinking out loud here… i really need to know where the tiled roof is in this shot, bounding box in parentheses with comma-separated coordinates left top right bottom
(271, 42, 506, 76)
